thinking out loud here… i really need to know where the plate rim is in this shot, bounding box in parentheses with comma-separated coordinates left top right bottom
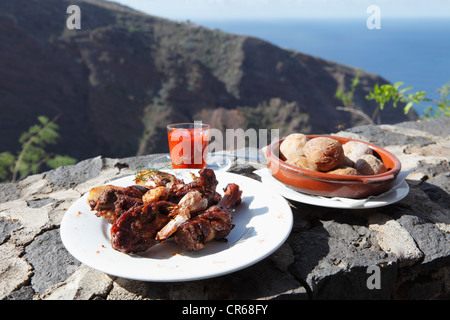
(256, 168, 410, 209)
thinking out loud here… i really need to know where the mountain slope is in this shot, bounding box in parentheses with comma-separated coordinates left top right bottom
(0, 0, 417, 160)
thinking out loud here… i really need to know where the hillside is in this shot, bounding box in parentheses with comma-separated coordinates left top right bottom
(0, 0, 417, 161)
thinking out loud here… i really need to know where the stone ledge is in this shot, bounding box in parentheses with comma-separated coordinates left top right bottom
(0, 117, 449, 300)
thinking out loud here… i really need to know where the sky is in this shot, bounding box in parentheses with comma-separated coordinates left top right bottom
(110, 0, 450, 20)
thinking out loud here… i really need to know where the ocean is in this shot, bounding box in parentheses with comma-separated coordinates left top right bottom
(196, 18, 450, 116)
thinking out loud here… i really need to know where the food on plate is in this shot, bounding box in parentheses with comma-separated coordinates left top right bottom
(286, 155, 318, 171)
(279, 134, 390, 176)
(87, 185, 146, 223)
(155, 189, 208, 241)
(279, 133, 308, 160)
(134, 170, 183, 189)
(278, 131, 392, 178)
(355, 154, 387, 175)
(174, 183, 242, 251)
(142, 186, 169, 204)
(110, 200, 173, 253)
(87, 168, 242, 254)
(342, 156, 357, 168)
(302, 137, 345, 172)
(327, 166, 360, 176)
(343, 140, 373, 163)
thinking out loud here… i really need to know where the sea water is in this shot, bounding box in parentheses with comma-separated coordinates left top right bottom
(196, 18, 450, 116)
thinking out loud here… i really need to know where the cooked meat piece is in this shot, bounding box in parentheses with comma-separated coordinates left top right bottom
(173, 209, 233, 251)
(134, 170, 183, 189)
(87, 185, 146, 223)
(110, 201, 173, 254)
(168, 168, 218, 202)
(215, 183, 242, 208)
(174, 183, 242, 251)
(113, 193, 143, 219)
(89, 168, 243, 255)
(87, 185, 123, 210)
(123, 185, 148, 198)
(156, 190, 209, 241)
(142, 186, 169, 204)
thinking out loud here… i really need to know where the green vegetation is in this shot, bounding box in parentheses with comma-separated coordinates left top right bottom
(366, 82, 450, 119)
(0, 116, 77, 183)
(335, 74, 376, 124)
(336, 76, 450, 121)
(424, 83, 450, 118)
(335, 75, 360, 109)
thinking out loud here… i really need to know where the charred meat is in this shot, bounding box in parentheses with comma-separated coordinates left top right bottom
(87, 169, 243, 255)
(87, 185, 147, 223)
(134, 170, 183, 189)
(110, 201, 172, 253)
(155, 190, 209, 241)
(174, 183, 242, 251)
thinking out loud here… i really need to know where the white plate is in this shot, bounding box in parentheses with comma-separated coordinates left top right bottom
(60, 170, 293, 282)
(255, 168, 410, 209)
(207, 154, 233, 171)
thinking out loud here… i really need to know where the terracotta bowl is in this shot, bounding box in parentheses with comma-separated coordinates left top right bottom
(266, 135, 402, 199)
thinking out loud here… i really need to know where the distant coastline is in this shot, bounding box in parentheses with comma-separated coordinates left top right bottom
(196, 18, 450, 115)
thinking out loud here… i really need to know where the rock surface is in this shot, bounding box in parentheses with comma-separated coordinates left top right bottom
(1, 117, 449, 300)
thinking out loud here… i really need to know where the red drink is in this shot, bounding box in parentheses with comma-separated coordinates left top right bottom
(167, 123, 210, 169)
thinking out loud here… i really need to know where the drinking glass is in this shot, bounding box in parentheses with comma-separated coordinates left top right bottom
(167, 122, 210, 169)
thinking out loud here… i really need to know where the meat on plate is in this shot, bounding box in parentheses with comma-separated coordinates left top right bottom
(87, 168, 242, 254)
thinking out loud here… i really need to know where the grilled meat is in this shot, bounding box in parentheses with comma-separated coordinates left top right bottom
(156, 190, 209, 241)
(110, 201, 173, 253)
(174, 183, 242, 251)
(87, 169, 243, 255)
(87, 185, 147, 223)
(134, 170, 183, 189)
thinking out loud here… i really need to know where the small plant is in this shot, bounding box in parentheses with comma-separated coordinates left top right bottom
(366, 82, 450, 119)
(336, 75, 450, 123)
(335, 75, 360, 109)
(0, 115, 77, 183)
(423, 83, 450, 118)
(335, 73, 375, 124)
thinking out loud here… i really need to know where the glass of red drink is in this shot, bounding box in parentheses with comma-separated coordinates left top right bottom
(167, 122, 210, 169)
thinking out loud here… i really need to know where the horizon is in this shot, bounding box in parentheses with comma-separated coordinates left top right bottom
(109, 0, 450, 21)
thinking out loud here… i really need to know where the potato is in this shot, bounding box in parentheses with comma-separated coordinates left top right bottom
(355, 154, 387, 175)
(286, 155, 318, 171)
(343, 141, 373, 163)
(327, 166, 359, 176)
(343, 156, 356, 168)
(303, 137, 345, 171)
(279, 133, 308, 160)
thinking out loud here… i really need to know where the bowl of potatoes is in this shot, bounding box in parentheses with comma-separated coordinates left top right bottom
(266, 134, 402, 199)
